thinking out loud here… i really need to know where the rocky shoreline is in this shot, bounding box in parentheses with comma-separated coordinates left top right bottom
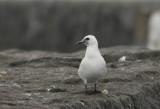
(0, 46, 160, 109)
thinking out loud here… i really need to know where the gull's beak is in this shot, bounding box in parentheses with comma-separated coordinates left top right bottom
(76, 40, 84, 44)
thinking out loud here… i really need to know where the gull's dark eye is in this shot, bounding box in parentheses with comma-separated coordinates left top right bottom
(86, 38, 89, 40)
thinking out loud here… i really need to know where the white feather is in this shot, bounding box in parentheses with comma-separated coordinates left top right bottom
(78, 35, 107, 84)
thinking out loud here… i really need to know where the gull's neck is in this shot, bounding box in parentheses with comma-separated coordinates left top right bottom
(85, 44, 101, 58)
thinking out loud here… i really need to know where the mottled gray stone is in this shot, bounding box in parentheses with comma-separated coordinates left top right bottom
(0, 46, 160, 109)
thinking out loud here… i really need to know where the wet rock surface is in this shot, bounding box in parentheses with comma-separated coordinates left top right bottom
(0, 46, 160, 109)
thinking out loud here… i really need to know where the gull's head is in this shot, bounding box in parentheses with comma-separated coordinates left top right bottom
(76, 35, 98, 46)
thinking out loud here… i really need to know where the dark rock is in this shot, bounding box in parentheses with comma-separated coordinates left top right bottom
(9, 57, 81, 68)
(49, 88, 66, 92)
(43, 99, 64, 104)
(0, 46, 160, 109)
(100, 77, 132, 83)
(64, 77, 82, 85)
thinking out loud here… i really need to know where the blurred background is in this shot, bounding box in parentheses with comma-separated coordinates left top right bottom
(0, 0, 160, 52)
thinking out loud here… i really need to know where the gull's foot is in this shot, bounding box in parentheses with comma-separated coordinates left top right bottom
(71, 90, 101, 95)
(85, 90, 101, 95)
(94, 90, 101, 94)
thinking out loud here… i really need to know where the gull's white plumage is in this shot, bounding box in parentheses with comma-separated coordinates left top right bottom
(77, 35, 107, 92)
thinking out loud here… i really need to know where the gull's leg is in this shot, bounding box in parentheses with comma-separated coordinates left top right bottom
(84, 80, 87, 93)
(85, 84, 87, 93)
(94, 83, 97, 93)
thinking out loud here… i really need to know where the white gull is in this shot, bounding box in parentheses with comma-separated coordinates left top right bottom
(76, 35, 107, 93)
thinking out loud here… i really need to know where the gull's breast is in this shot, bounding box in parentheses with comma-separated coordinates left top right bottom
(78, 57, 107, 83)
